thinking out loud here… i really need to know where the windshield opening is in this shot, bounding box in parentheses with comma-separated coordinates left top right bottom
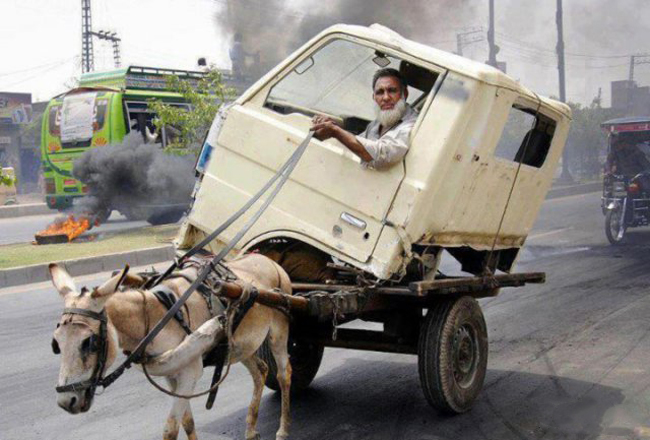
(265, 38, 437, 134)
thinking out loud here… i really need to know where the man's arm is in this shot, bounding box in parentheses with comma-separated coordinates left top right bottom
(312, 119, 373, 162)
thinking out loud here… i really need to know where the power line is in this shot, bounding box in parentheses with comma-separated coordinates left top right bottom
(496, 31, 635, 60)
(0, 58, 77, 77)
(0, 57, 78, 89)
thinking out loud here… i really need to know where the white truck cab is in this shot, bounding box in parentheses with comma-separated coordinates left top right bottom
(177, 23, 571, 280)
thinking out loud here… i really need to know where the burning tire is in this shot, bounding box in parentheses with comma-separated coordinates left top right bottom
(94, 208, 112, 224)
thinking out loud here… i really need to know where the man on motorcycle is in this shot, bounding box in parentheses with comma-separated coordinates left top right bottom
(606, 136, 650, 177)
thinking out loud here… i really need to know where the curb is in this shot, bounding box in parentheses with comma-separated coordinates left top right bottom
(0, 203, 51, 219)
(546, 181, 601, 199)
(0, 245, 175, 289)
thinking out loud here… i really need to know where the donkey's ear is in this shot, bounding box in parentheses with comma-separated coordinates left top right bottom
(49, 264, 76, 297)
(121, 272, 145, 288)
(93, 265, 130, 298)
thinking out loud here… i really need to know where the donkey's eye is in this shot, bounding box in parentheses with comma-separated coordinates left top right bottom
(80, 336, 95, 353)
(51, 338, 61, 355)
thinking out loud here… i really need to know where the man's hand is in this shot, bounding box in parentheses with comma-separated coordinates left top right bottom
(310, 114, 373, 162)
(311, 115, 339, 141)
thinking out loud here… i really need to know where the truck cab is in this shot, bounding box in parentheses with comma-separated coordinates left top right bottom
(178, 24, 571, 281)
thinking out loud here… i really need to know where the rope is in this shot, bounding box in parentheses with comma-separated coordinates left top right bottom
(100, 131, 313, 389)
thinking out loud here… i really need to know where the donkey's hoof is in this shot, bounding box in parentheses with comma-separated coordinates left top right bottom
(275, 435, 288, 440)
(246, 434, 261, 440)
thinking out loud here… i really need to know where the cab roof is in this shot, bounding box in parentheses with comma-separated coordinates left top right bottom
(320, 24, 571, 119)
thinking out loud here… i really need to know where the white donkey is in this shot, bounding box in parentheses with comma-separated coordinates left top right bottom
(50, 253, 293, 440)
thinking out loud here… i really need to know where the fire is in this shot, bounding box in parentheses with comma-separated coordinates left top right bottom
(36, 215, 92, 243)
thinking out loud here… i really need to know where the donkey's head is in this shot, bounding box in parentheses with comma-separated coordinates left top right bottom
(50, 264, 129, 414)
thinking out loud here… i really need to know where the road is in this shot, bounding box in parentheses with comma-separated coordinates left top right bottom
(3, 191, 650, 440)
(0, 211, 148, 245)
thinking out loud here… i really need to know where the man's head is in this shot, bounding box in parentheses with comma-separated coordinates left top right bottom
(372, 68, 408, 128)
(613, 135, 633, 150)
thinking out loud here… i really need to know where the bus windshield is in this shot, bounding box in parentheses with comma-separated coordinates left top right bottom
(59, 92, 108, 147)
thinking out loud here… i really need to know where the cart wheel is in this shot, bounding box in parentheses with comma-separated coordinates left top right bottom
(418, 296, 488, 414)
(258, 336, 324, 392)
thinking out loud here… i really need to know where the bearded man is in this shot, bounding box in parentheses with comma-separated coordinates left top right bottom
(311, 67, 417, 170)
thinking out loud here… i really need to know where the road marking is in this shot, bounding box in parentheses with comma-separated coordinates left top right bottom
(528, 227, 571, 240)
(545, 190, 600, 203)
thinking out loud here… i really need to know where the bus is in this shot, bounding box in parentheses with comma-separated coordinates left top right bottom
(41, 66, 203, 212)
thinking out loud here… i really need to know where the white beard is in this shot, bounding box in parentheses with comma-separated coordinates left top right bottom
(375, 98, 407, 129)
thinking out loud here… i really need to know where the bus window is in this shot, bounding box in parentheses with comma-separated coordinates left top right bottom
(48, 105, 61, 137)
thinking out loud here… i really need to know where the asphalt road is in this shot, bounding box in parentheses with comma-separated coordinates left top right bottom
(0, 211, 148, 245)
(3, 191, 650, 440)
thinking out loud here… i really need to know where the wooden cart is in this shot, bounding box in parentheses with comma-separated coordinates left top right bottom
(247, 270, 545, 414)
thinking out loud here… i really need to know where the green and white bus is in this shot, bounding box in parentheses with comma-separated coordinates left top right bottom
(41, 66, 202, 211)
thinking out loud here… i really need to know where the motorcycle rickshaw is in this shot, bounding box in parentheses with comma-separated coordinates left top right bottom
(601, 117, 650, 244)
(176, 24, 572, 414)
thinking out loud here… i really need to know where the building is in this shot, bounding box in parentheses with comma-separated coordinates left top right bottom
(611, 80, 650, 116)
(0, 92, 43, 193)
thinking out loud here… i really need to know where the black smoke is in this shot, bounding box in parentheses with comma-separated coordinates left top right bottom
(216, 0, 478, 78)
(72, 133, 195, 218)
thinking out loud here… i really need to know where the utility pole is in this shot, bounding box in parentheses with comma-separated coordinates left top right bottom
(92, 31, 122, 68)
(628, 54, 650, 82)
(487, 0, 498, 67)
(556, 0, 572, 182)
(456, 28, 483, 57)
(81, 0, 122, 72)
(81, 0, 94, 73)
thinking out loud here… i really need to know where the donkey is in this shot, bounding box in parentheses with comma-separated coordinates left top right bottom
(50, 253, 293, 440)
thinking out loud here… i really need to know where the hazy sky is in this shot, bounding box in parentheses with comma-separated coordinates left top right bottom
(1, 0, 649, 106)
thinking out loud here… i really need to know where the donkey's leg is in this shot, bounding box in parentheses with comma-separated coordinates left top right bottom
(269, 322, 292, 440)
(163, 377, 181, 440)
(182, 407, 198, 440)
(163, 359, 202, 440)
(241, 355, 269, 440)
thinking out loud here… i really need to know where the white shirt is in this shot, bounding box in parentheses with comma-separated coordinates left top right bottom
(355, 105, 418, 170)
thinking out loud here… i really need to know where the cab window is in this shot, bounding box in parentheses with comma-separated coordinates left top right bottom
(265, 39, 437, 134)
(494, 105, 556, 168)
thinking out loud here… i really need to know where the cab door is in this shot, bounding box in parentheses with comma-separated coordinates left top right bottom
(191, 38, 423, 263)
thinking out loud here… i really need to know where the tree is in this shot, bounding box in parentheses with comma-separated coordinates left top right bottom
(0, 169, 16, 187)
(565, 98, 621, 179)
(147, 67, 233, 155)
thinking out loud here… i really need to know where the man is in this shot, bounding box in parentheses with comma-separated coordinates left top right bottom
(263, 69, 417, 284)
(311, 67, 418, 170)
(229, 33, 258, 80)
(606, 136, 650, 176)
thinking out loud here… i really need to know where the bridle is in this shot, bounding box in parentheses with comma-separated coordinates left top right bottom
(53, 307, 109, 401)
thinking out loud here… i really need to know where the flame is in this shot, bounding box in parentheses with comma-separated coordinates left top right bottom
(37, 215, 92, 241)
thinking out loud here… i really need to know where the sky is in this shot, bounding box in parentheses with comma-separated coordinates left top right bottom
(1, 0, 649, 106)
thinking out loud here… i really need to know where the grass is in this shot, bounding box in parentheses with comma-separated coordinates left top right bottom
(0, 224, 179, 269)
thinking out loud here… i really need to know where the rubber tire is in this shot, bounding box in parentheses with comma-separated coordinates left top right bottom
(605, 209, 626, 245)
(418, 296, 488, 414)
(94, 207, 112, 224)
(257, 336, 324, 392)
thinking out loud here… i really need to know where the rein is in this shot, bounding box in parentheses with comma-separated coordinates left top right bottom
(55, 130, 313, 395)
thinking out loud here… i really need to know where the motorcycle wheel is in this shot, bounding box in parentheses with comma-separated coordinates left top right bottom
(605, 208, 626, 245)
